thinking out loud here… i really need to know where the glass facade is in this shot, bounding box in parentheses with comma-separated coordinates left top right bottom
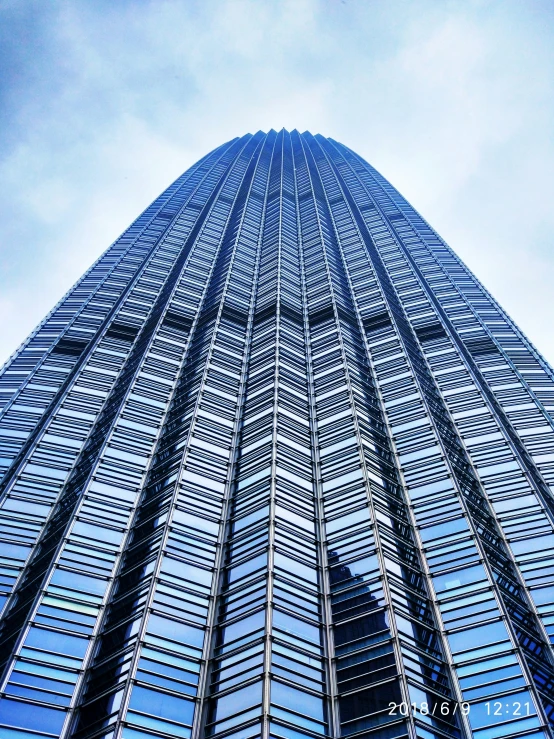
(0, 129, 553, 739)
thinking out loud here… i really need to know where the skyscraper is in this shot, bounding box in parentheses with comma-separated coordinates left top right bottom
(0, 128, 553, 739)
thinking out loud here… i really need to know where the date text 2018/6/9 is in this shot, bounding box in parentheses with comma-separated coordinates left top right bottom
(388, 702, 470, 717)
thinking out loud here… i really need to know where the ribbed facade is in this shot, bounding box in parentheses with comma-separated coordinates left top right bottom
(0, 130, 553, 739)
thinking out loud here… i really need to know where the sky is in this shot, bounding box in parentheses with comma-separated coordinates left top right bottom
(1, 0, 553, 365)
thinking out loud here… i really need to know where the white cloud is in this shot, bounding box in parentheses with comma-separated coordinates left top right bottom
(0, 0, 553, 364)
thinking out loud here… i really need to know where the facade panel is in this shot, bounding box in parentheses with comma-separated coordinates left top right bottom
(0, 130, 553, 739)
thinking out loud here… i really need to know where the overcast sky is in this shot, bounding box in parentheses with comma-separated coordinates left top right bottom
(1, 0, 553, 365)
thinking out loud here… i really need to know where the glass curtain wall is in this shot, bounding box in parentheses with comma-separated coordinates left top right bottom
(0, 130, 553, 739)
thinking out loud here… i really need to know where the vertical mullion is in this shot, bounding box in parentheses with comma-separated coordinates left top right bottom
(197, 130, 278, 739)
(294, 134, 339, 738)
